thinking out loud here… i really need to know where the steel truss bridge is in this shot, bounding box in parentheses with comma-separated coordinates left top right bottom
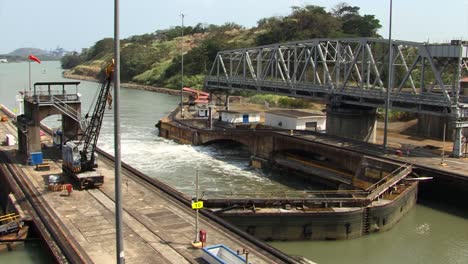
(205, 38, 468, 121)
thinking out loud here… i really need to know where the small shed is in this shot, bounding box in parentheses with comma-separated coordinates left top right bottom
(218, 109, 261, 124)
(265, 109, 326, 131)
(197, 105, 209, 117)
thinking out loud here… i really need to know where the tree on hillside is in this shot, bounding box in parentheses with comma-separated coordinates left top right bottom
(162, 29, 242, 80)
(120, 43, 157, 82)
(255, 4, 381, 45)
(255, 5, 342, 45)
(125, 33, 156, 45)
(85, 38, 114, 60)
(61, 52, 83, 69)
(332, 2, 381, 37)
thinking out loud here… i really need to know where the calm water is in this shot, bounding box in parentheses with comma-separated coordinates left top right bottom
(1, 61, 468, 263)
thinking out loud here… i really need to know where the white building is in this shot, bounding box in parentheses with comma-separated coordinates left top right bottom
(196, 105, 209, 117)
(265, 109, 326, 131)
(217, 109, 261, 124)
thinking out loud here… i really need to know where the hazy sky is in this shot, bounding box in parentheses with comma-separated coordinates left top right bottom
(0, 0, 467, 54)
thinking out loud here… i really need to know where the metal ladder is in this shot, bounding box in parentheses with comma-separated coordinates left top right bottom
(363, 207, 371, 234)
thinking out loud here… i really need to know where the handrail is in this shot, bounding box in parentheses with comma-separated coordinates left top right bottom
(0, 213, 20, 223)
(366, 165, 413, 201)
(365, 164, 411, 193)
(50, 95, 86, 130)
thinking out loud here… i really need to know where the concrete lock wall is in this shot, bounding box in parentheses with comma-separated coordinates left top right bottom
(221, 183, 418, 241)
(416, 114, 451, 140)
(326, 104, 377, 143)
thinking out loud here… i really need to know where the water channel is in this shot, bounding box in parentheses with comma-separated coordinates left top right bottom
(1, 61, 467, 263)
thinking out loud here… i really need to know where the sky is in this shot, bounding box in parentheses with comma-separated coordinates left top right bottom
(0, 0, 467, 54)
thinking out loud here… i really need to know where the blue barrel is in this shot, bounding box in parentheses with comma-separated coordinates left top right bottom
(30, 152, 43, 165)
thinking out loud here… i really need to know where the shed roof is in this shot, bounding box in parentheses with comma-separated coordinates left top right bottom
(266, 109, 325, 118)
(218, 109, 260, 114)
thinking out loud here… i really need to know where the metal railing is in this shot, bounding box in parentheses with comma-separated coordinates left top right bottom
(202, 163, 412, 209)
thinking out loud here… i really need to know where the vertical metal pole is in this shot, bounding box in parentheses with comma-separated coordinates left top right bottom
(383, 0, 393, 154)
(441, 123, 447, 165)
(180, 13, 185, 119)
(195, 170, 199, 242)
(28, 61, 31, 94)
(208, 106, 213, 129)
(114, 0, 124, 263)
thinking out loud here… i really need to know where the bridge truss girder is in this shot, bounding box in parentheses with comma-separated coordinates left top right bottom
(205, 38, 468, 122)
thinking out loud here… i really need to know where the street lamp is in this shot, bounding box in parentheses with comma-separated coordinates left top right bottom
(114, 0, 124, 263)
(383, 0, 393, 154)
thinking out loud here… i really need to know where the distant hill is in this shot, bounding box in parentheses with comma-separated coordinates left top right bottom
(4, 47, 68, 61)
(9, 47, 48, 57)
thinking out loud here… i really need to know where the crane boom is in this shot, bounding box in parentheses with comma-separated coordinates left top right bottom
(79, 62, 114, 171)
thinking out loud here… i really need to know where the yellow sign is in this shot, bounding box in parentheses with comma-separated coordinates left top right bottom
(191, 201, 204, 209)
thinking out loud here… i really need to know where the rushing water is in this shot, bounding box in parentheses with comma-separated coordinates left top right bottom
(1, 61, 468, 263)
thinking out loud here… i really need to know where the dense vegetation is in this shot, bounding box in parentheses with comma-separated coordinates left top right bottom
(62, 3, 381, 91)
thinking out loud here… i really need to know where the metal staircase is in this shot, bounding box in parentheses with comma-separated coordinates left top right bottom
(51, 95, 87, 130)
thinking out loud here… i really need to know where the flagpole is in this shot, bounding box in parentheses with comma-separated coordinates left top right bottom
(28, 61, 31, 95)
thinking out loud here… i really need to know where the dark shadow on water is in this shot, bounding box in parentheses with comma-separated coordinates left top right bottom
(417, 198, 468, 220)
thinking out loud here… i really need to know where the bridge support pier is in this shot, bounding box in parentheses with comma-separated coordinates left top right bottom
(17, 92, 81, 156)
(453, 127, 464, 158)
(416, 114, 450, 140)
(416, 114, 467, 158)
(326, 104, 377, 143)
(17, 100, 42, 155)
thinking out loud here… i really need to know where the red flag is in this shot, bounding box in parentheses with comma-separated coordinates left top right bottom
(28, 54, 41, 64)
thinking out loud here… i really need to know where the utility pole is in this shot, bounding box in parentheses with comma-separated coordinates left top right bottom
(114, 0, 124, 263)
(180, 13, 185, 119)
(383, 0, 393, 154)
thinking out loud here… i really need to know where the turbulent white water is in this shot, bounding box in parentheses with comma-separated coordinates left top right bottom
(97, 118, 303, 197)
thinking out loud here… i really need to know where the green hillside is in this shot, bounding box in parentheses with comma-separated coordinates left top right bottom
(62, 4, 381, 90)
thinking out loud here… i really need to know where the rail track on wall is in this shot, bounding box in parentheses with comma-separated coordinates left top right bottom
(0, 152, 91, 263)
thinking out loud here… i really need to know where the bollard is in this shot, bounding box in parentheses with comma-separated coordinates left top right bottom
(66, 184, 73, 196)
(199, 229, 207, 247)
